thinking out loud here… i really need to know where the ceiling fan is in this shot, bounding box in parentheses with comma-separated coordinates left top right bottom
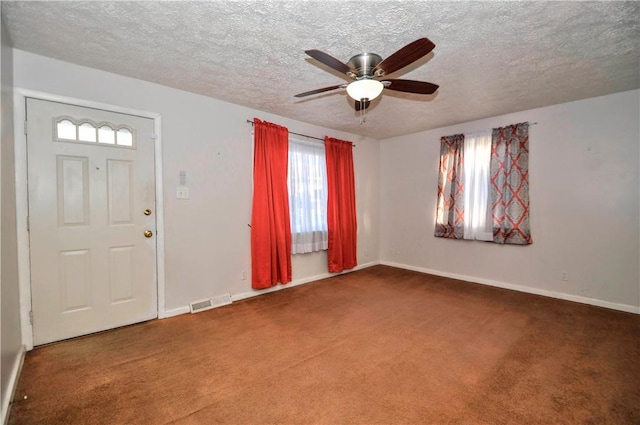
(294, 38, 439, 111)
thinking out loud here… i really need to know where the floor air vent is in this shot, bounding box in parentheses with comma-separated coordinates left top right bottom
(189, 294, 232, 313)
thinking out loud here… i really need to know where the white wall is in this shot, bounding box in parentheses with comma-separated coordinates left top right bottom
(13, 49, 380, 314)
(380, 90, 640, 312)
(9, 47, 637, 352)
(1, 11, 24, 422)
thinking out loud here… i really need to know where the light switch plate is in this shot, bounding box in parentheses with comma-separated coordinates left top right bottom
(176, 187, 189, 199)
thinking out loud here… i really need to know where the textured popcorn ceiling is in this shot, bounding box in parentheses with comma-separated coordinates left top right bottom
(2, 1, 639, 139)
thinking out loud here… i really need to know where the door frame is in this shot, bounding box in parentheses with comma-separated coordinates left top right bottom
(14, 89, 167, 350)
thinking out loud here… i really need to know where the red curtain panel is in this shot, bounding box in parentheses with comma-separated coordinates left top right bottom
(324, 137, 357, 273)
(251, 118, 292, 289)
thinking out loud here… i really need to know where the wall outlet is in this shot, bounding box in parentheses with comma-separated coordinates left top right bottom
(560, 271, 569, 281)
(176, 187, 189, 199)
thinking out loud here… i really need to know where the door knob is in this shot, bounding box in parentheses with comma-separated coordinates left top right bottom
(144, 209, 152, 216)
(144, 230, 153, 238)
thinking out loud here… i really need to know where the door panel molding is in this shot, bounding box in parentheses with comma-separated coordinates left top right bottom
(14, 88, 166, 350)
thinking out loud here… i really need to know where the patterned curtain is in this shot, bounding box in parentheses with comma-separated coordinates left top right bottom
(490, 122, 532, 245)
(434, 134, 465, 239)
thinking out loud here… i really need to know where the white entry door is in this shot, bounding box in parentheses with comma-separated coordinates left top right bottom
(26, 98, 158, 345)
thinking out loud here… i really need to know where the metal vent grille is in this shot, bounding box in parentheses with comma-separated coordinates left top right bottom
(189, 294, 232, 314)
(190, 299, 213, 313)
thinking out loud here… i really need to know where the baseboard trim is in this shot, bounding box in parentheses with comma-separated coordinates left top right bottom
(380, 261, 640, 314)
(2, 345, 26, 425)
(232, 261, 380, 302)
(163, 306, 191, 318)
(162, 261, 381, 318)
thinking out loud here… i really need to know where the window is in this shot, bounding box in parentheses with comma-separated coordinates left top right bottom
(435, 130, 493, 241)
(54, 117, 135, 148)
(435, 122, 532, 245)
(287, 139, 328, 254)
(462, 130, 493, 241)
(56, 119, 76, 140)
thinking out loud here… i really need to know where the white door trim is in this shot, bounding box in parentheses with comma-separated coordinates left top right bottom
(13, 88, 167, 350)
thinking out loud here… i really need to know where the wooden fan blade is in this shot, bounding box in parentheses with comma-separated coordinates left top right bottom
(382, 79, 439, 95)
(373, 38, 436, 76)
(305, 49, 353, 74)
(294, 84, 344, 98)
(355, 99, 371, 111)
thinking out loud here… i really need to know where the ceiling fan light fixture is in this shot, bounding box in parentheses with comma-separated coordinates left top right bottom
(346, 79, 384, 101)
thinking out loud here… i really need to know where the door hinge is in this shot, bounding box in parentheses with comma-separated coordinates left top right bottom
(24, 120, 28, 135)
(26, 216, 30, 231)
(29, 310, 33, 325)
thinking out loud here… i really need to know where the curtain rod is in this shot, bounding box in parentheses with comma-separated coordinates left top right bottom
(464, 121, 538, 136)
(246, 119, 356, 147)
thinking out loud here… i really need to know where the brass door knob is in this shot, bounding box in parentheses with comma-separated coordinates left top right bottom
(144, 230, 153, 238)
(144, 209, 152, 216)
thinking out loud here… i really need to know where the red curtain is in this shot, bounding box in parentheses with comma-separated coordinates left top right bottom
(434, 134, 465, 239)
(251, 118, 292, 289)
(324, 137, 357, 273)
